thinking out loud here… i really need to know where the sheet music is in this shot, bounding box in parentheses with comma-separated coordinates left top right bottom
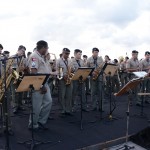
(133, 71, 147, 78)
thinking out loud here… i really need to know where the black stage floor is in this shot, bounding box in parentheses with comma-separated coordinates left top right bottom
(0, 94, 150, 150)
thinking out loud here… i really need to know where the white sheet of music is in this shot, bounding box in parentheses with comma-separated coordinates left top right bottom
(133, 71, 147, 78)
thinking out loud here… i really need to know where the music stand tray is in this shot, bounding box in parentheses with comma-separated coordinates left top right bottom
(72, 67, 94, 81)
(115, 78, 142, 96)
(103, 63, 118, 76)
(16, 74, 50, 92)
(72, 67, 94, 130)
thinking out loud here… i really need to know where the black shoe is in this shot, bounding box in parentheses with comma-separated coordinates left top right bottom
(38, 122, 48, 130)
(82, 108, 89, 112)
(98, 109, 104, 112)
(92, 108, 97, 111)
(18, 106, 25, 111)
(4, 129, 14, 136)
(65, 112, 74, 116)
(13, 107, 18, 114)
(28, 127, 39, 131)
(48, 116, 54, 120)
(59, 112, 66, 118)
(136, 103, 142, 107)
(145, 101, 150, 104)
(86, 92, 91, 95)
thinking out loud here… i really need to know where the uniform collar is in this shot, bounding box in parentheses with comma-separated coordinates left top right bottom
(36, 50, 42, 57)
(131, 57, 138, 61)
(62, 57, 68, 61)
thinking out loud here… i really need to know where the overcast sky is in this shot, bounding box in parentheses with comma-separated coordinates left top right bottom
(0, 0, 150, 59)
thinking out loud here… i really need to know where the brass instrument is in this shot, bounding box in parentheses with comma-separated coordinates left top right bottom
(92, 63, 104, 80)
(65, 67, 74, 85)
(13, 56, 25, 84)
(0, 59, 19, 103)
(57, 67, 63, 80)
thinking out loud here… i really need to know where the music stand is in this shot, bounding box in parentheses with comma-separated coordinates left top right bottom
(16, 74, 53, 150)
(115, 77, 142, 150)
(132, 72, 147, 119)
(72, 67, 94, 130)
(103, 63, 118, 120)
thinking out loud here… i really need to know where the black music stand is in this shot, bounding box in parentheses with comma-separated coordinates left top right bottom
(115, 77, 142, 150)
(95, 62, 109, 120)
(104, 63, 118, 120)
(16, 74, 53, 150)
(72, 67, 94, 130)
(132, 72, 147, 119)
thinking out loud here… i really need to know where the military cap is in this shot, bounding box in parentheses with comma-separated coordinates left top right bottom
(92, 47, 99, 52)
(63, 48, 70, 53)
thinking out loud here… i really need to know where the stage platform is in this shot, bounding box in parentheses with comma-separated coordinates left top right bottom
(0, 94, 150, 150)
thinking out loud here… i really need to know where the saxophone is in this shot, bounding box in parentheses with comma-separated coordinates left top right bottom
(0, 59, 19, 103)
(13, 56, 25, 84)
(92, 62, 104, 80)
(65, 66, 74, 85)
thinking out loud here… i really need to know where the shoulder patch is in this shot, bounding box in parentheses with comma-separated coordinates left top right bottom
(32, 58, 37, 61)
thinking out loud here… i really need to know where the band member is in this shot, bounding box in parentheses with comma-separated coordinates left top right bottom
(28, 40, 52, 130)
(11, 45, 26, 113)
(56, 48, 73, 116)
(45, 52, 57, 93)
(87, 48, 104, 111)
(111, 59, 120, 93)
(126, 50, 141, 106)
(0, 46, 13, 135)
(140, 51, 150, 103)
(3, 51, 10, 58)
(119, 56, 129, 86)
(24, 52, 32, 70)
(71, 49, 88, 112)
(0, 44, 3, 51)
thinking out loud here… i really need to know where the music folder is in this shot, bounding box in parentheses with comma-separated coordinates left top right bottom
(72, 67, 94, 81)
(115, 77, 142, 96)
(103, 63, 118, 76)
(16, 74, 50, 92)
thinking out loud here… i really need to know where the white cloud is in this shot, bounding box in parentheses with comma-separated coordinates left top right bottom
(0, 0, 150, 60)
